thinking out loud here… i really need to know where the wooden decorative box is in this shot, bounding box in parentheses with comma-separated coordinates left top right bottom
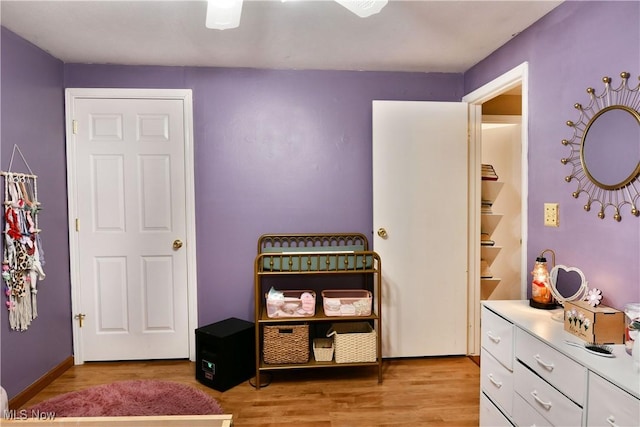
(564, 300, 625, 344)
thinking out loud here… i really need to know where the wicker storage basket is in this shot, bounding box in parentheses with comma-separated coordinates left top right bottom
(263, 324, 309, 364)
(313, 338, 334, 362)
(327, 322, 376, 363)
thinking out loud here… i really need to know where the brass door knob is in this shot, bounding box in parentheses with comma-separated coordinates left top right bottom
(173, 239, 183, 250)
(377, 228, 388, 239)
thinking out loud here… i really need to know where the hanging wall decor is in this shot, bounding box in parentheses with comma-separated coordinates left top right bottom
(2, 145, 46, 331)
(561, 72, 640, 221)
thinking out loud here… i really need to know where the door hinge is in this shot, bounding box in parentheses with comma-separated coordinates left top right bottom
(74, 313, 86, 328)
(75, 218, 80, 232)
(72, 120, 78, 134)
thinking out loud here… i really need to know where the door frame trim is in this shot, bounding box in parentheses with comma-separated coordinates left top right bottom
(462, 62, 529, 355)
(64, 88, 198, 364)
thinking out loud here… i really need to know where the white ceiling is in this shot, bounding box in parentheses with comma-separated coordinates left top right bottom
(0, 0, 563, 73)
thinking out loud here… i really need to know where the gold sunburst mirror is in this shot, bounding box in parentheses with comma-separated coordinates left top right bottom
(561, 72, 640, 221)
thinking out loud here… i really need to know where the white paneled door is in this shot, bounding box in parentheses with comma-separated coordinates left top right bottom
(373, 100, 468, 358)
(66, 91, 196, 362)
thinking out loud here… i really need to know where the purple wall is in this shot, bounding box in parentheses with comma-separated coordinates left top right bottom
(0, 28, 72, 398)
(4, 28, 462, 399)
(64, 66, 463, 325)
(465, 0, 640, 310)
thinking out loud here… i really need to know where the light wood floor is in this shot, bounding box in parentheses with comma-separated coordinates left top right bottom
(20, 357, 480, 426)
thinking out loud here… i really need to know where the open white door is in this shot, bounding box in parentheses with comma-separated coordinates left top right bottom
(373, 100, 468, 358)
(66, 89, 197, 362)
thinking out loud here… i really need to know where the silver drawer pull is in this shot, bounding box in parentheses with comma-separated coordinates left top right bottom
(530, 390, 553, 410)
(488, 373, 503, 388)
(606, 416, 618, 427)
(486, 331, 501, 343)
(533, 354, 555, 371)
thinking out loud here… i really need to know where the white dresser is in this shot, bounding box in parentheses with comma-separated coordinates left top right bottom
(480, 300, 640, 427)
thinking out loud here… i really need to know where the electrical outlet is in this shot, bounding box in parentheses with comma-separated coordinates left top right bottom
(544, 203, 559, 227)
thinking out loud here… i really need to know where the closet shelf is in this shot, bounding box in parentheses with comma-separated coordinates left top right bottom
(481, 180, 504, 202)
(481, 246, 502, 266)
(480, 174, 503, 296)
(481, 214, 503, 236)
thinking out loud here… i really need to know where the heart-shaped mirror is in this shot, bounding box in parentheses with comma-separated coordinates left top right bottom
(549, 265, 588, 306)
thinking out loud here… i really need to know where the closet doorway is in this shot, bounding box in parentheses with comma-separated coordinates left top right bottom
(481, 114, 523, 302)
(65, 89, 198, 363)
(464, 63, 528, 356)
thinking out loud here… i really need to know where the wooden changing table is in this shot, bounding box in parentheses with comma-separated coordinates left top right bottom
(253, 233, 382, 389)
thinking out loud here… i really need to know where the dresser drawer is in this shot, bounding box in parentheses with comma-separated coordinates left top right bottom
(515, 327, 586, 405)
(587, 372, 640, 427)
(482, 306, 514, 369)
(481, 348, 513, 416)
(480, 391, 513, 427)
(514, 361, 583, 426)
(513, 392, 552, 427)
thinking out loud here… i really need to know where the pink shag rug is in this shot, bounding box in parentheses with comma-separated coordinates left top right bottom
(25, 380, 223, 417)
